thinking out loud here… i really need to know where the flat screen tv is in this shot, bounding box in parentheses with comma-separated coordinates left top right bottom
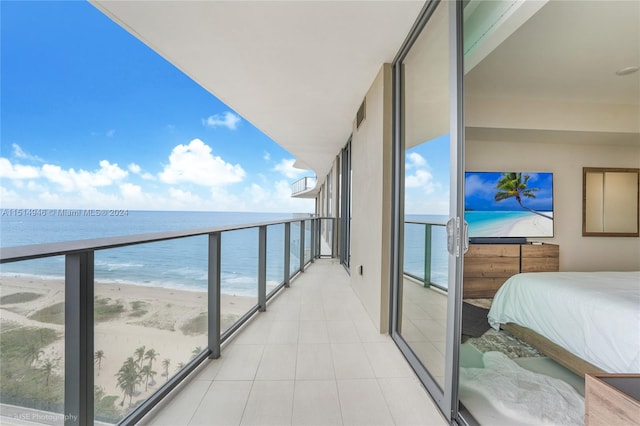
(465, 171, 554, 239)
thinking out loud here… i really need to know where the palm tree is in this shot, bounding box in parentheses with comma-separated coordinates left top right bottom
(23, 342, 44, 367)
(116, 357, 141, 407)
(144, 348, 158, 370)
(161, 358, 171, 380)
(94, 350, 105, 375)
(176, 362, 185, 371)
(139, 365, 157, 391)
(134, 346, 146, 369)
(40, 356, 60, 386)
(494, 172, 552, 220)
(191, 346, 202, 359)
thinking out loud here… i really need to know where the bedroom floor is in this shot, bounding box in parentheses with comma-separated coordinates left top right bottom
(460, 307, 585, 426)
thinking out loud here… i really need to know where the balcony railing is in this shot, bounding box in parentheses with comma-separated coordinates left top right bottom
(403, 220, 448, 291)
(291, 176, 317, 196)
(0, 217, 335, 426)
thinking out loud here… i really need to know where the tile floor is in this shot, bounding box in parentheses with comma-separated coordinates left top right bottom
(141, 259, 447, 426)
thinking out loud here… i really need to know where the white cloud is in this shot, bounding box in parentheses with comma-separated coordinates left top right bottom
(406, 152, 426, 168)
(120, 183, 142, 198)
(12, 143, 44, 163)
(158, 139, 245, 187)
(405, 169, 437, 193)
(273, 158, 307, 179)
(106, 129, 116, 137)
(202, 112, 241, 130)
(0, 157, 40, 179)
(263, 152, 271, 161)
(128, 163, 141, 173)
(40, 160, 128, 192)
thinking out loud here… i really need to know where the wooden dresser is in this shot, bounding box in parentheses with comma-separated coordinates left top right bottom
(585, 374, 640, 425)
(463, 243, 559, 298)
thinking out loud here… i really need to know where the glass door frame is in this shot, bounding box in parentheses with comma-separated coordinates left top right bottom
(389, 0, 465, 422)
(339, 139, 352, 270)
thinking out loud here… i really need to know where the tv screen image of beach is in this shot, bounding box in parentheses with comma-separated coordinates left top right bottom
(464, 171, 554, 238)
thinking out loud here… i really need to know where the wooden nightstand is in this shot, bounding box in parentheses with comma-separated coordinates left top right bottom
(585, 374, 640, 425)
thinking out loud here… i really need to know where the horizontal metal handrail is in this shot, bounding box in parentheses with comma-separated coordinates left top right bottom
(0, 217, 319, 263)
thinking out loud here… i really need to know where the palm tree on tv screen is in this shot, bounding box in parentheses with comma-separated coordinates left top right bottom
(494, 172, 552, 220)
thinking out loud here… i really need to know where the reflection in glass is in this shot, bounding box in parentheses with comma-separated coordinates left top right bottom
(399, 1, 450, 389)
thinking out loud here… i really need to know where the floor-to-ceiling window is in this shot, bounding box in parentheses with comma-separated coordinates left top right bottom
(391, 1, 464, 422)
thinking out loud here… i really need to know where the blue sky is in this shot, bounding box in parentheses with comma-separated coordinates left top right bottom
(0, 1, 314, 213)
(465, 171, 554, 212)
(405, 134, 450, 216)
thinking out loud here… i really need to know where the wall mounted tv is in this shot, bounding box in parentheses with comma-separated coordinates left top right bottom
(464, 171, 554, 239)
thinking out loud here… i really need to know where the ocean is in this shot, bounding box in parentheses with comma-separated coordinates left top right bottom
(0, 210, 309, 296)
(1, 210, 450, 294)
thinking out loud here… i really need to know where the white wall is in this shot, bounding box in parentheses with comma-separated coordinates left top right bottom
(349, 64, 393, 332)
(466, 137, 640, 271)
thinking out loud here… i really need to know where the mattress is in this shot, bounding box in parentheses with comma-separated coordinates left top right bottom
(488, 271, 640, 373)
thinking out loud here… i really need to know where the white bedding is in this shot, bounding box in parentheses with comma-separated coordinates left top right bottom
(488, 271, 640, 373)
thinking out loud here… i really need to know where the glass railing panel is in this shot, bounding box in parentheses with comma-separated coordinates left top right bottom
(266, 224, 285, 296)
(404, 222, 427, 281)
(290, 222, 301, 275)
(0, 257, 66, 423)
(93, 236, 208, 423)
(221, 228, 259, 334)
(304, 220, 312, 264)
(318, 218, 333, 257)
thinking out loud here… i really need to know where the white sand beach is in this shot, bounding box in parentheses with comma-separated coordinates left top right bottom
(0, 275, 256, 407)
(507, 212, 554, 237)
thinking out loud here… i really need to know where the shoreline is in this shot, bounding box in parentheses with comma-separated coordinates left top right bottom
(468, 212, 554, 238)
(0, 275, 256, 412)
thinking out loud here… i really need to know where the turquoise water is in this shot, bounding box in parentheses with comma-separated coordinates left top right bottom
(465, 210, 553, 238)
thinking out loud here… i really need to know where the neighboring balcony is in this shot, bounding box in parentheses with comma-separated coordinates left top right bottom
(290, 177, 317, 198)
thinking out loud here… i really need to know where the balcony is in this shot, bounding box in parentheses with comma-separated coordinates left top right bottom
(290, 177, 317, 198)
(0, 217, 445, 426)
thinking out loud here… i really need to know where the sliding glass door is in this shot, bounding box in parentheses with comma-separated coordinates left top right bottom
(391, 0, 464, 421)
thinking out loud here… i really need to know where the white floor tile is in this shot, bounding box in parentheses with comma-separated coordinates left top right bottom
(255, 344, 297, 380)
(378, 377, 446, 426)
(331, 343, 375, 379)
(215, 344, 264, 381)
(189, 381, 252, 426)
(146, 379, 211, 426)
(363, 341, 413, 378)
(296, 343, 335, 380)
(240, 380, 294, 425)
(292, 380, 342, 426)
(298, 320, 329, 343)
(337, 379, 394, 426)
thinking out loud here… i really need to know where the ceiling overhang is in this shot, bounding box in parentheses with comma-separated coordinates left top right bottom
(90, 0, 425, 188)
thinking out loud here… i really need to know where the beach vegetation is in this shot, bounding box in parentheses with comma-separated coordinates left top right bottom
(28, 302, 64, 324)
(129, 300, 148, 317)
(95, 297, 125, 322)
(0, 292, 43, 304)
(0, 326, 62, 412)
(95, 386, 121, 423)
(191, 346, 203, 359)
(494, 173, 552, 220)
(180, 312, 207, 335)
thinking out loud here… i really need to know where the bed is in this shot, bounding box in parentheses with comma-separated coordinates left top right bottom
(487, 271, 640, 376)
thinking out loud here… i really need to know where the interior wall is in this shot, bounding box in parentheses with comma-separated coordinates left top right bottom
(349, 64, 393, 332)
(466, 138, 640, 271)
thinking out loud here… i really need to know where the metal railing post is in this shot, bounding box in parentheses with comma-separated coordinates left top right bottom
(310, 219, 316, 263)
(284, 222, 291, 287)
(258, 226, 267, 311)
(332, 217, 337, 258)
(424, 224, 432, 287)
(299, 220, 305, 272)
(208, 232, 221, 359)
(65, 251, 94, 426)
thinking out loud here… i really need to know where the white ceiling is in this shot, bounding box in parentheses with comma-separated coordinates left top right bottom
(91, 0, 425, 182)
(90, 0, 639, 189)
